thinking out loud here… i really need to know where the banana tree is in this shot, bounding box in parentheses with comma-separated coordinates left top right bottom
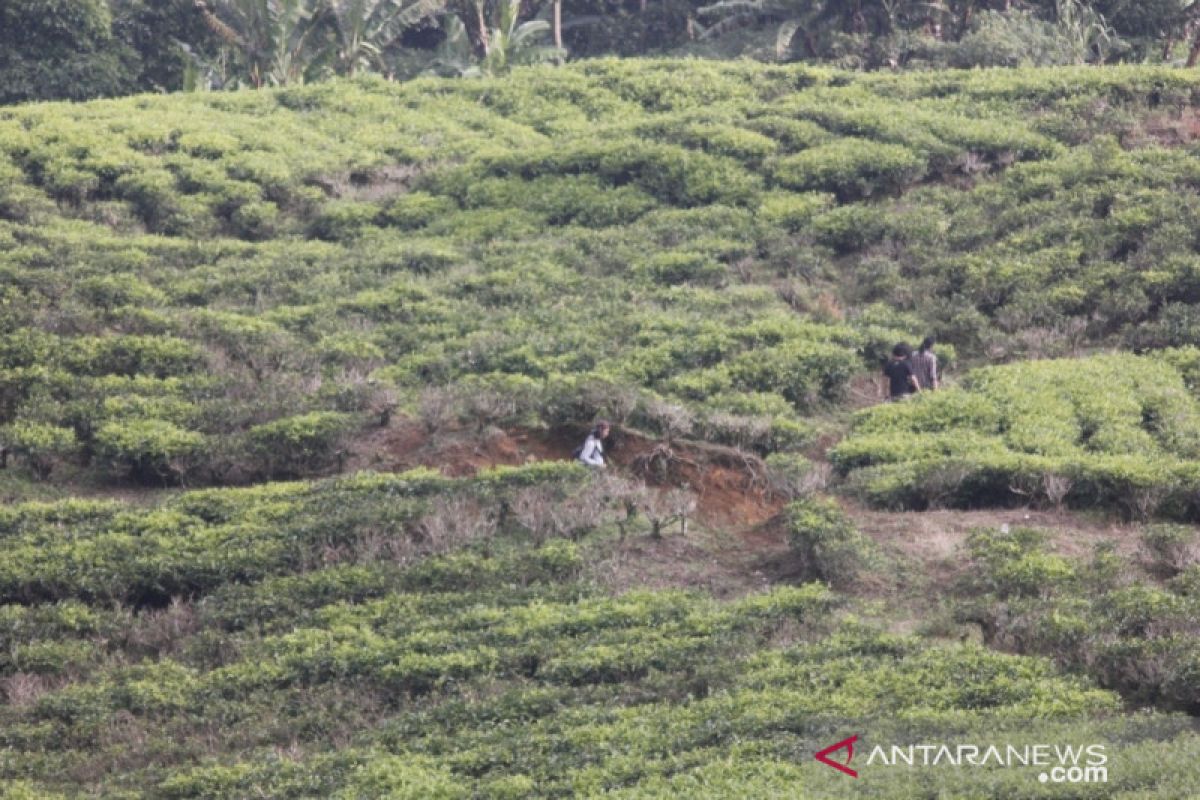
(431, 0, 564, 75)
(195, 0, 327, 86)
(325, 0, 445, 76)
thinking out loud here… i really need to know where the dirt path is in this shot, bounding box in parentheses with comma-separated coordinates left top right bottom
(347, 417, 1151, 605)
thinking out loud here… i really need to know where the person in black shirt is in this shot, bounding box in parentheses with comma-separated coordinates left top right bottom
(881, 343, 921, 401)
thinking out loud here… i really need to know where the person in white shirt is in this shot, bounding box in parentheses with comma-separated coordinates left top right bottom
(576, 421, 610, 468)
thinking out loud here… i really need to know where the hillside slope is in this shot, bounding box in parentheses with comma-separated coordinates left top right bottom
(4, 62, 1200, 797)
(5, 62, 1200, 489)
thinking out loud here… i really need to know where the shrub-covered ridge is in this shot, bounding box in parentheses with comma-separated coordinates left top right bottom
(5, 63, 1200, 484)
(833, 351, 1200, 518)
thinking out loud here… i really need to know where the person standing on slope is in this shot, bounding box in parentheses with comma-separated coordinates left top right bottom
(882, 343, 921, 401)
(576, 420, 610, 468)
(911, 336, 939, 391)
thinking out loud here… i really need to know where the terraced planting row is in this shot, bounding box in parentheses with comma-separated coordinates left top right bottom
(0, 465, 1195, 797)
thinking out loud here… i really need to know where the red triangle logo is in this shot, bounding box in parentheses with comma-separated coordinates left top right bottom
(815, 734, 859, 778)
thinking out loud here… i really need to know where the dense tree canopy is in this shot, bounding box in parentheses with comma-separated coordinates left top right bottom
(0, 0, 135, 104)
(4, 0, 1200, 103)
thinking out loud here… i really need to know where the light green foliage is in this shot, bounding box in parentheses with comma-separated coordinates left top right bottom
(0, 464, 1192, 796)
(2, 62, 1200, 797)
(835, 353, 1200, 517)
(247, 411, 355, 477)
(757, 190, 833, 231)
(333, 754, 468, 800)
(771, 138, 926, 200)
(0, 422, 76, 479)
(0, 463, 585, 604)
(786, 496, 873, 587)
(93, 418, 204, 483)
(6, 64, 1200, 486)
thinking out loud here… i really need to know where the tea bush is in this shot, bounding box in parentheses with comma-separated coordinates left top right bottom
(834, 353, 1200, 518)
(0, 458, 1186, 797)
(2, 61, 1200, 797)
(0, 422, 76, 479)
(246, 411, 355, 478)
(786, 496, 873, 587)
(770, 138, 926, 200)
(956, 526, 1200, 713)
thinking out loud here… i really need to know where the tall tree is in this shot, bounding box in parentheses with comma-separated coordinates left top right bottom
(111, 0, 216, 92)
(0, 0, 137, 104)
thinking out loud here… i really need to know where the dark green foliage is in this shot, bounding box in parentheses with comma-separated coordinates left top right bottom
(0, 0, 136, 105)
(247, 411, 355, 477)
(110, 0, 215, 93)
(956, 527, 1200, 713)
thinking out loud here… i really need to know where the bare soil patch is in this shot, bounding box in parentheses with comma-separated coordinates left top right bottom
(346, 418, 785, 527)
(346, 418, 1151, 605)
(1126, 107, 1200, 148)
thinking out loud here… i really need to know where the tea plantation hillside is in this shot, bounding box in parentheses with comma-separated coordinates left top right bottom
(833, 352, 1200, 516)
(6, 61, 1200, 487)
(1, 467, 1199, 797)
(6, 61, 1200, 797)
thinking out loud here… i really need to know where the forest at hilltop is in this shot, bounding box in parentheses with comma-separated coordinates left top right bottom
(8, 0, 1200, 104)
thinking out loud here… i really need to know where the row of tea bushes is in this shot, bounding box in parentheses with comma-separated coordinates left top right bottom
(832, 352, 1200, 518)
(7, 63, 1200, 485)
(0, 430, 1193, 796)
(0, 462, 585, 605)
(954, 526, 1200, 715)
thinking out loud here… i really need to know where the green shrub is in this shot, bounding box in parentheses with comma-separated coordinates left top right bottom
(763, 452, 821, 499)
(334, 754, 468, 800)
(93, 419, 203, 483)
(727, 340, 857, 410)
(247, 412, 355, 478)
(964, 527, 1075, 600)
(379, 192, 458, 230)
(757, 191, 833, 232)
(810, 204, 889, 252)
(0, 421, 77, 479)
(635, 251, 726, 287)
(230, 200, 280, 239)
(67, 335, 203, 379)
(1142, 524, 1199, 577)
(114, 168, 180, 229)
(837, 354, 1200, 517)
(785, 496, 872, 587)
(949, 10, 1078, 69)
(449, 140, 762, 207)
(310, 201, 381, 241)
(770, 138, 925, 200)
